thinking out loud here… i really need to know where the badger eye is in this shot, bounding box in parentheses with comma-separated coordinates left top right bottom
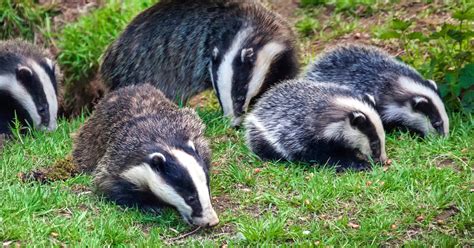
(187, 195, 197, 203)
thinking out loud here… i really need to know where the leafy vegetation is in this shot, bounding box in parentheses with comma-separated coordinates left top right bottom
(0, 0, 57, 42)
(374, 3, 474, 113)
(57, 0, 155, 114)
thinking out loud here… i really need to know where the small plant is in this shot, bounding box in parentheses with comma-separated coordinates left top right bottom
(0, 0, 58, 43)
(56, 0, 155, 114)
(374, 4, 474, 113)
(295, 16, 320, 37)
(300, 0, 378, 14)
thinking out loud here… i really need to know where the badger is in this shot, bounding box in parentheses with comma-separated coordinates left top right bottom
(305, 44, 449, 137)
(72, 84, 219, 227)
(0, 39, 59, 136)
(245, 80, 387, 171)
(100, 0, 298, 127)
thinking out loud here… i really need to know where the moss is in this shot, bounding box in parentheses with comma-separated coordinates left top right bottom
(20, 155, 79, 183)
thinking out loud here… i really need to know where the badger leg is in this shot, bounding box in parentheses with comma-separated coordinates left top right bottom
(328, 157, 372, 172)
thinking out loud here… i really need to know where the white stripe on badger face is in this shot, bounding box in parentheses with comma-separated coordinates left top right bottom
(397, 76, 449, 135)
(323, 97, 386, 162)
(29, 60, 58, 131)
(0, 74, 41, 127)
(215, 27, 253, 121)
(244, 114, 290, 159)
(121, 163, 193, 223)
(243, 42, 286, 114)
(171, 149, 219, 227)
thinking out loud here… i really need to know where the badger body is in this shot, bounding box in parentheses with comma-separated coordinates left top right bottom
(73, 84, 219, 227)
(245, 80, 387, 171)
(306, 44, 449, 137)
(100, 0, 298, 126)
(0, 39, 59, 136)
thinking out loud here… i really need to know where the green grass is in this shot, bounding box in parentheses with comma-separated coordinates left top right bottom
(1, 0, 473, 246)
(1, 108, 472, 246)
(0, 0, 57, 42)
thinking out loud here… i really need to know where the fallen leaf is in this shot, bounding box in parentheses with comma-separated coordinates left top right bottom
(50, 232, 59, 238)
(241, 188, 251, 193)
(379, 181, 385, 186)
(461, 148, 468, 153)
(302, 230, 311, 235)
(254, 168, 261, 174)
(391, 224, 397, 230)
(314, 241, 321, 245)
(416, 215, 424, 222)
(366, 181, 373, 186)
(304, 199, 311, 205)
(348, 222, 360, 229)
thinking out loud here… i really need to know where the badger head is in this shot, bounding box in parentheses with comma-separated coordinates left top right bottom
(323, 97, 387, 164)
(382, 76, 449, 137)
(118, 141, 219, 227)
(209, 27, 298, 127)
(4, 58, 58, 131)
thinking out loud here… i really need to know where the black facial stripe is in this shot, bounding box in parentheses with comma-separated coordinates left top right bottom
(157, 155, 204, 218)
(231, 53, 253, 117)
(413, 97, 443, 130)
(17, 70, 50, 126)
(355, 117, 381, 158)
(38, 61, 57, 93)
(0, 91, 33, 132)
(210, 59, 224, 110)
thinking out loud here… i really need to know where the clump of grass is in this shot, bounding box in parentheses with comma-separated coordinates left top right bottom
(57, 0, 155, 114)
(0, 0, 57, 43)
(295, 16, 320, 37)
(300, 0, 378, 14)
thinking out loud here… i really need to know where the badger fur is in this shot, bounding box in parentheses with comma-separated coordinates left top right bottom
(0, 39, 59, 135)
(306, 44, 449, 137)
(245, 80, 387, 171)
(100, 0, 298, 127)
(72, 84, 219, 227)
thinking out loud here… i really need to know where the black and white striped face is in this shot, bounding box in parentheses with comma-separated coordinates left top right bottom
(323, 97, 387, 163)
(382, 76, 449, 137)
(0, 58, 58, 131)
(210, 28, 296, 127)
(121, 141, 219, 227)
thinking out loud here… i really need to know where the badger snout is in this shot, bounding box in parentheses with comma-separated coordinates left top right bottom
(46, 120, 57, 131)
(231, 116, 243, 127)
(192, 208, 219, 227)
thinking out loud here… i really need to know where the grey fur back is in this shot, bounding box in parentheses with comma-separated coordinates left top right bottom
(305, 44, 433, 98)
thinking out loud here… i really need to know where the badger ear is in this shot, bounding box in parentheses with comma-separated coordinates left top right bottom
(364, 93, 376, 107)
(45, 58, 55, 72)
(349, 111, 367, 128)
(212, 47, 219, 61)
(427, 79, 437, 90)
(149, 152, 166, 170)
(411, 96, 429, 111)
(241, 47, 254, 63)
(16, 66, 33, 83)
